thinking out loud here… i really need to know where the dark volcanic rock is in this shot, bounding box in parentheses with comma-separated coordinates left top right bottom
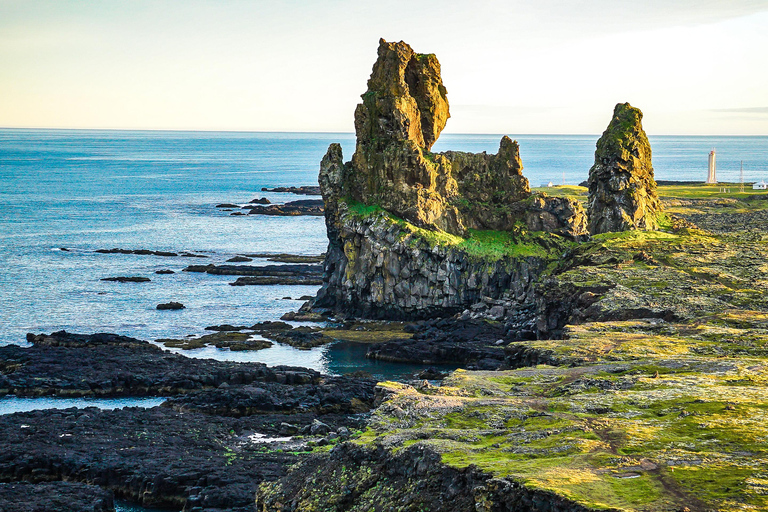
(312, 39, 587, 320)
(164, 376, 376, 417)
(0, 406, 366, 512)
(184, 262, 323, 286)
(154, 269, 175, 274)
(257, 443, 594, 512)
(100, 276, 151, 283)
(216, 203, 241, 208)
(261, 186, 322, 196)
(156, 301, 184, 310)
(95, 248, 178, 257)
(0, 331, 319, 397)
(245, 253, 326, 264)
(366, 319, 507, 369)
(249, 197, 271, 204)
(587, 102, 662, 234)
(226, 256, 253, 263)
(0, 482, 114, 512)
(244, 199, 324, 216)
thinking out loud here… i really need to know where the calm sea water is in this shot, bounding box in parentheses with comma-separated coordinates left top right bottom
(1, 129, 766, 370)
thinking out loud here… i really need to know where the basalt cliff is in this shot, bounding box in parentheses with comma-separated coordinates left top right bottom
(313, 39, 587, 320)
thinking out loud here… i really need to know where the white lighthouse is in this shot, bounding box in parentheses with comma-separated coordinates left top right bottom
(706, 149, 717, 184)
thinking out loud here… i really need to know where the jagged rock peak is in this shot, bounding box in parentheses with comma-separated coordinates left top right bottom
(587, 102, 662, 235)
(344, 38, 463, 234)
(358, 38, 449, 150)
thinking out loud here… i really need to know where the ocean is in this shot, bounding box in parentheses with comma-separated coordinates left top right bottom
(1, 129, 767, 376)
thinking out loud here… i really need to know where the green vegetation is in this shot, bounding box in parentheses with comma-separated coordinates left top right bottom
(343, 187, 768, 511)
(343, 199, 569, 262)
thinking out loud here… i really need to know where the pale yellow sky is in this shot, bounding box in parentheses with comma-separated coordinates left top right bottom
(1, 0, 767, 134)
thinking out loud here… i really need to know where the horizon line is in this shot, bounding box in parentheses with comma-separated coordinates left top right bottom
(1, 126, 767, 138)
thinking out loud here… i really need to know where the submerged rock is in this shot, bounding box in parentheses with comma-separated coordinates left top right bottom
(587, 102, 662, 234)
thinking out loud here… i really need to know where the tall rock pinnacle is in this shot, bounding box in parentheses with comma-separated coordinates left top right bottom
(345, 39, 464, 234)
(587, 103, 662, 235)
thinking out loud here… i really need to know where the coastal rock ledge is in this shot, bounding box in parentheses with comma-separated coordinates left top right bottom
(313, 39, 587, 319)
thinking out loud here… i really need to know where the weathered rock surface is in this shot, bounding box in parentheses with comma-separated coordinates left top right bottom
(343, 39, 463, 234)
(313, 205, 550, 319)
(0, 482, 115, 512)
(587, 102, 662, 234)
(257, 443, 594, 512)
(312, 39, 586, 319)
(261, 186, 321, 196)
(366, 319, 508, 370)
(0, 405, 366, 512)
(100, 276, 151, 283)
(0, 331, 318, 397)
(183, 262, 323, 286)
(244, 199, 324, 216)
(156, 301, 184, 310)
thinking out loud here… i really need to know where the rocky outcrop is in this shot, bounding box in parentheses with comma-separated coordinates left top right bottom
(313, 206, 549, 320)
(0, 331, 318, 397)
(0, 482, 114, 512)
(324, 39, 586, 238)
(256, 443, 597, 512)
(587, 103, 662, 234)
(313, 39, 587, 319)
(344, 39, 463, 234)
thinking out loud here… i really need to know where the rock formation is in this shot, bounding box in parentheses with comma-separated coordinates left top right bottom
(313, 39, 588, 319)
(344, 39, 463, 234)
(587, 102, 662, 234)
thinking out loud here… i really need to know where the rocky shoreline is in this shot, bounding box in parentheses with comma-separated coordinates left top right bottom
(0, 331, 377, 511)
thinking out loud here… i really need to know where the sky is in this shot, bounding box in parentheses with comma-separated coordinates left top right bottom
(0, 0, 767, 134)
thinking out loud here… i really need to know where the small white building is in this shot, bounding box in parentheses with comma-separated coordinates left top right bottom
(753, 180, 768, 190)
(539, 181, 554, 188)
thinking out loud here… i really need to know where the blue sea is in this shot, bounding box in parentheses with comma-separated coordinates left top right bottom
(1, 129, 767, 370)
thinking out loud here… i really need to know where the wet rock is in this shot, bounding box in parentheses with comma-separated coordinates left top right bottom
(100, 276, 151, 283)
(366, 319, 507, 369)
(226, 256, 253, 263)
(244, 253, 326, 264)
(244, 199, 324, 216)
(154, 269, 175, 274)
(156, 301, 184, 310)
(249, 197, 271, 204)
(0, 405, 366, 512)
(0, 482, 114, 512)
(310, 419, 331, 435)
(215, 203, 241, 208)
(1, 331, 320, 397)
(261, 186, 321, 196)
(95, 248, 178, 257)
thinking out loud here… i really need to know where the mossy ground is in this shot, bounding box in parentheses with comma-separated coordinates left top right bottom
(345, 199, 570, 262)
(345, 185, 768, 511)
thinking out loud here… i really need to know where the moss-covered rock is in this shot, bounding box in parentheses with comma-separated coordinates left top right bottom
(587, 103, 662, 235)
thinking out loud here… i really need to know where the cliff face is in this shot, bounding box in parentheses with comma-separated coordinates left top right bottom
(587, 103, 662, 234)
(314, 39, 587, 319)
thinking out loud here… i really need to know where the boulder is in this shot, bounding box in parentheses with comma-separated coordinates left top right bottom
(587, 102, 662, 234)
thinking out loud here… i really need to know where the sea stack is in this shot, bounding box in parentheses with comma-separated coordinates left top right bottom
(345, 38, 464, 235)
(587, 102, 662, 234)
(314, 39, 588, 319)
